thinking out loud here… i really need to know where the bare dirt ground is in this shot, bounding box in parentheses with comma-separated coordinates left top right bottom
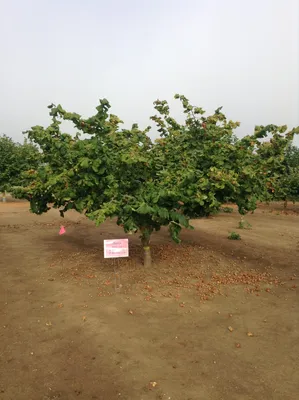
(1, 199, 299, 400)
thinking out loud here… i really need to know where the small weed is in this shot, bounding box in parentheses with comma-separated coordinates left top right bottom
(238, 219, 252, 230)
(228, 231, 241, 240)
(221, 207, 234, 213)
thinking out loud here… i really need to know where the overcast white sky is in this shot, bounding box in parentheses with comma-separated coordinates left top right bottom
(0, 0, 298, 144)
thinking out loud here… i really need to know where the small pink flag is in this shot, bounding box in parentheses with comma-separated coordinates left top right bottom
(59, 226, 66, 235)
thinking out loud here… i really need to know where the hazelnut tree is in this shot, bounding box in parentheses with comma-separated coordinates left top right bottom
(14, 96, 298, 265)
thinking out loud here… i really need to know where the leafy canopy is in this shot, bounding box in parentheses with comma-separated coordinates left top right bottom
(14, 95, 298, 250)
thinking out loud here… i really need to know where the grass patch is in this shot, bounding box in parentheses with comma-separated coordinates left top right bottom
(238, 219, 252, 230)
(228, 231, 241, 240)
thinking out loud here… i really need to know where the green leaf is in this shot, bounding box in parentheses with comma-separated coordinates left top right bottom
(156, 207, 169, 219)
(136, 203, 154, 214)
(170, 211, 189, 228)
(169, 222, 182, 243)
(80, 158, 90, 168)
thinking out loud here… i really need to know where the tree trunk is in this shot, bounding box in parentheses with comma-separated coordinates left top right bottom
(284, 199, 288, 209)
(2, 191, 6, 202)
(143, 246, 152, 268)
(140, 228, 153, 268)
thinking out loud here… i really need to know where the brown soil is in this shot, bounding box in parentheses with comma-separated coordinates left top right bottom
(1, 199, 299, 400)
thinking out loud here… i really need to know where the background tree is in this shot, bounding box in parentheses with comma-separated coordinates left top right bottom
(257, 136, 299, 207)
(285, 145, 299, 168)
(0, 135, 40, 201)
(150, 96, 297, 217)
(279, 144, 299, 207)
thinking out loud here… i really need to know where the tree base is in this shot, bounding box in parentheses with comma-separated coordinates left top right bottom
(143, 246, 152, 268)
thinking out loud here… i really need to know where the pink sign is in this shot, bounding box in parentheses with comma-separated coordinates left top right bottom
(104, 239, 129, 258)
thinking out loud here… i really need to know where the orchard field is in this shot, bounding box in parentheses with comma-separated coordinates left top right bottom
(1, 197, 299, 400)
(1, 95, 299, 399)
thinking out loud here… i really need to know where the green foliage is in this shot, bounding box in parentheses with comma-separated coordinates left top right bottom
(285, 144, 299, 168)
(277, 145, 299, 203)
(151, 96, 297, 217)
(228, 231, 241, 240)
(14, 99, 193, 252)
(151, 97, 243, 218)
(0, 135, 40, 193)
(229, 126, 297, 213)
(14, 95, 298, 265)
(257, 138, 299, 204)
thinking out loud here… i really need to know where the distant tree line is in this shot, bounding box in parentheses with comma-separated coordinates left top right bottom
(0, 134, 40, 201)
